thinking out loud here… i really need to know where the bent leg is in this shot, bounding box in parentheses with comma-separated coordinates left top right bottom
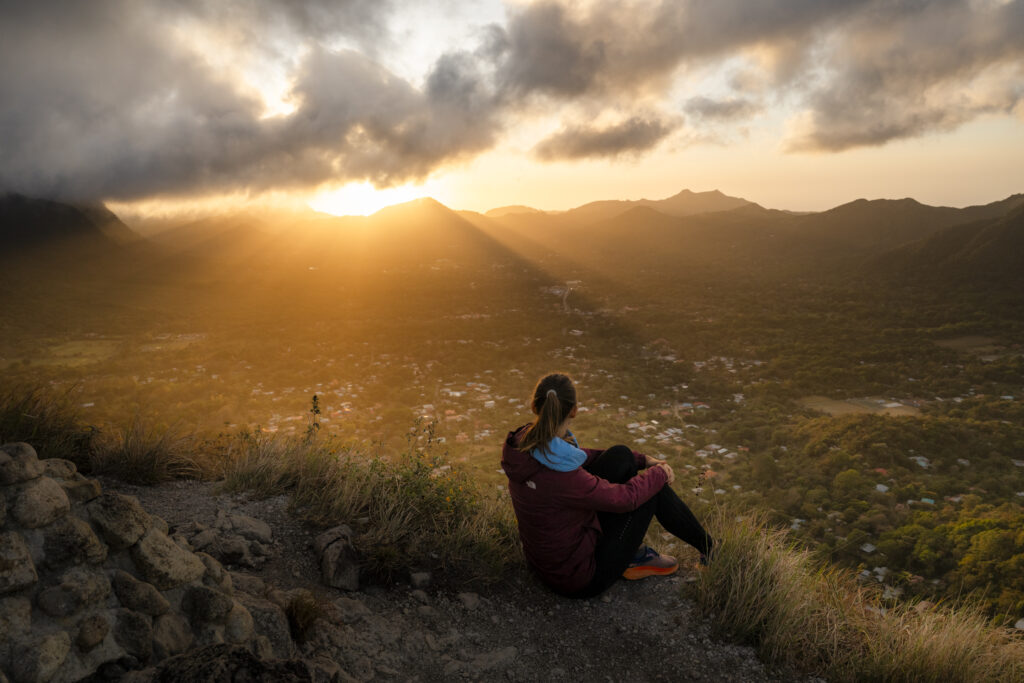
(571, 499, 656, 599)
(653, 486, 713, 556)
(583, 444, 637, 483)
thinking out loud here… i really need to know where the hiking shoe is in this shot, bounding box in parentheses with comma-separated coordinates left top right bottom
(622, 546, 678, 580)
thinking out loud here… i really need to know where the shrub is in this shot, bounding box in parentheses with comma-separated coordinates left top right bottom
(695, 510, 1024, 681)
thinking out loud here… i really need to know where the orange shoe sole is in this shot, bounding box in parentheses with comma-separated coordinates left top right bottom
(622, 563, 679, 580)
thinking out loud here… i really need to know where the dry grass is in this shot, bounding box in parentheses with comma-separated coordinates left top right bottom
(91, 415, 207, 484)
(696, 510, 1024, 682)
(0, 384, 97, 462)
(221, 421, 522, 582)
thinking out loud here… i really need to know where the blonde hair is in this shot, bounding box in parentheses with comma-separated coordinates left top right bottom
(517, 373, 576, 454)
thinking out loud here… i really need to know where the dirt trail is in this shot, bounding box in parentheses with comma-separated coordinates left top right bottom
(100, 477, 806, 682)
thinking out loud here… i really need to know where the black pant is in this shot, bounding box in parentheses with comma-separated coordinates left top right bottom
(569, 445, 713, 599)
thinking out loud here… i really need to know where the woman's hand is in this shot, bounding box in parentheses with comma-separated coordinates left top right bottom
(654, 462, 675, 485)
(643, 454, 666, 469)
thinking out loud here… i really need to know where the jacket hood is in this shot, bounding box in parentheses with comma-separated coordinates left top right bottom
(501, 425, 544, 483)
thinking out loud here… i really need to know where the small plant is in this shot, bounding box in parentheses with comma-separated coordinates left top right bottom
(284, 589, 324, 644)
(305, 394, 321, 441)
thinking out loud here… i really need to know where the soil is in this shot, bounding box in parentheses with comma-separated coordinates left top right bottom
(98, 476, 814, 682)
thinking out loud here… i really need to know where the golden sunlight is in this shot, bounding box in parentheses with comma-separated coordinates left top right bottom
(308, 182, 428, 216)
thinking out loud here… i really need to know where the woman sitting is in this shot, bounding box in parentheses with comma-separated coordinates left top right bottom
(501, 372, 713, 598)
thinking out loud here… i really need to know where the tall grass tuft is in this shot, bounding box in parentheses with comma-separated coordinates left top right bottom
(92, 416, 205, 484)
(0, 384, 97, 463)
(222, 420, 521, 583)
(695, 510, 1024, 681)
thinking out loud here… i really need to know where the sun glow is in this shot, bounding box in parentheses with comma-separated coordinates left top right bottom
(307, 182, 430, 216)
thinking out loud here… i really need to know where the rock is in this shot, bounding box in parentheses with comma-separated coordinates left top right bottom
(10, 631, 71, 683)
(0, 532, 37, 594)
(11, 477, 70, 529)
(37, 516, 107, 570)
(145, 643, 312, 682)
(225, 514, 272, 544)
(332, 596, 371, 625)
(237, 594, 294, 659)
(229, 572, 266, 596)
(131, 527, 205, 590)
(0, 597, 31, 670)
(182, 584, 234, 624)
(37, 566, 111, 617)
(151, 516, 169, 535)
(189, 529, 218, 551)
(224, 602, 254, 643)
(410, 589, 429, 605)
(87, 492, 152, 550)
(152, 613, 193, 661)
(409, 571, 431, 588)
(314, 525, 358, 591)
(58, 474, 102, 503)
(76, 612, 111, 652)
(217, 536, 255, 567)
(457, 592, 480, 610)
(114, 608, 154, 662)
(112, 570, 170, 616)
(196, 553, 232, 593)
(0, 443, 44, 485)
(40, 458, 77, 479)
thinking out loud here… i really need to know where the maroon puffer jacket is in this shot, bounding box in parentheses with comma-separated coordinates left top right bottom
(501, 426, 668, 594)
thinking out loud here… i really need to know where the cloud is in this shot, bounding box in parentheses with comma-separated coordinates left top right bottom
(533, 116, 677, 160)
(786, 0, 1024, 151)
(685, 97, 761, 121)
(0, 0, 500, 200)
(1, 0, 1022, 201)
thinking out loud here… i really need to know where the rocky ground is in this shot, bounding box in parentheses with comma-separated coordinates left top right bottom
(99, 477, 809, 682)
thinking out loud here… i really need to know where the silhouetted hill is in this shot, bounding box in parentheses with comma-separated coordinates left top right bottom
(485, 205, 543, 218)
(555, 188, 754, 226)
(792, 195, 1024, 251)
(880, 204, 1024, 285)
(0, 193, 137, 253)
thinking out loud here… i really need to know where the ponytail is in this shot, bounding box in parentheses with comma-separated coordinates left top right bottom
(518, 373, 576, 455)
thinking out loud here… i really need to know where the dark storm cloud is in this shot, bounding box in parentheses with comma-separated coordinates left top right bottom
(0, 0, 500, 200)
(789, 0, 1024, 150)
(533, 117, 677, 161)
(1, 0, 1022, 201)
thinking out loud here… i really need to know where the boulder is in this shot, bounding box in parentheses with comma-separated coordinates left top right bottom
(36, 516, 107, 570)
(152, 613, 193, 662)
(314, 525, 359, 591)
(40, 459, 77, 479)
(228, 572, 265, 596)
(144, 643, 312, 682)
(87, 492, 151, 550)
(224, 603, 254, 643)
(0, 597, 31, 670)
(181, 585, 234, 625)
(11, 477, 70, 529)
(237, 594, 295, 659)
(216, 512, 273, 545)
(76, 612, 111, 652)
(195, 553, 232, 594)
(0, 532, 37, 594)
(111, 570, 170, 616)
(36, 566, 111, 617)
(130, 527, 205, 590)
(10, 631, 71, 683)
(0, 443, 44, 486)
(114, 608, 154, 663)
(59, 474, 102, 504)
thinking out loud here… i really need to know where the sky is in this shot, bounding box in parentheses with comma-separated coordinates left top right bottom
(1, 0, 1023, 217)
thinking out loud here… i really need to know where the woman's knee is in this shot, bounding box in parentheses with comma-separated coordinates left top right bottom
(588, 445, 637, 483)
